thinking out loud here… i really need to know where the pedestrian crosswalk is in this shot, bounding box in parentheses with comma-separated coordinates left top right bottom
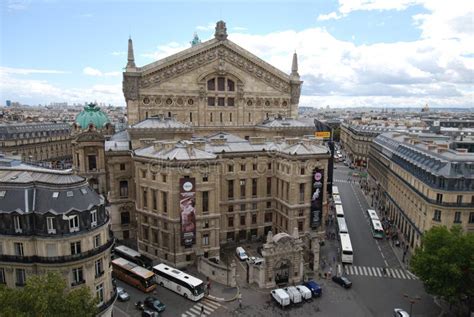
(334, 179, 358, 184)
(344, 265, 418, 280)
(181, 298, 222, 317)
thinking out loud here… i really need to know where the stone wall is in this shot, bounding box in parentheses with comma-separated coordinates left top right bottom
(197, 257, 236, 287)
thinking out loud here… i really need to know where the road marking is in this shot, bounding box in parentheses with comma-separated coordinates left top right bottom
(398, 270, 406, 279)
(362, 266, 368, 275)
(367, 267, 373, 276)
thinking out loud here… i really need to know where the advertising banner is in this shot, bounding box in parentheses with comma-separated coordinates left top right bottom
(180, 178, 196, 246)
(310, 168, 324, 228)
(315, 131, 331, 139)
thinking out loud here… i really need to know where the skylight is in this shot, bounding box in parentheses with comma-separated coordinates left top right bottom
(67, 191, 74, 197)
(52, 192, 59, 198)
(81, 188, 88, 195)
(0, 190, 6, 198)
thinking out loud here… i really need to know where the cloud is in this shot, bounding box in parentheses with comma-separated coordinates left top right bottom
(232, 26, 248, 31)
(111, 51, 126, 56)
(83, 67, 120, 77)
(0, 66, 68, 75)
(6, 0, 30, 11)
(196, 23, 215, 31)
(142, 42, 191, 61)
(317, 12, 343, 21)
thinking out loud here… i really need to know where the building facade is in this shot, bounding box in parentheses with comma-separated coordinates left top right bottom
(0, 157, 116, 316)
(368, 132, 474, 250)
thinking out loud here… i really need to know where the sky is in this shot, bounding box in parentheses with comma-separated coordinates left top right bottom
(0, 0, 473, 109)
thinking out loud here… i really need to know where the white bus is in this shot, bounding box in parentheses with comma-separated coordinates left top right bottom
(366, 209, 379, 221)
(339, 233, 354, 264)
(113, 245, 153, 269)
(153, 263, 205, 301)
(337, 217, 349, 234)
(333, 194, 342, 205)
(332, 186, 339, 195)
(370, 219, 385, 239)
(335, 204, 345, 218)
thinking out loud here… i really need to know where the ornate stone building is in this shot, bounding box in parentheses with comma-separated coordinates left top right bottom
(0, 157, 116, 316)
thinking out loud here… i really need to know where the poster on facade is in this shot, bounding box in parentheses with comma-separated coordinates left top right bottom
(180, 178, 196, 246)
(311, 168, 324, 228)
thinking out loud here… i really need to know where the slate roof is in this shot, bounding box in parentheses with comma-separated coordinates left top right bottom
(131, 117, 191, 129)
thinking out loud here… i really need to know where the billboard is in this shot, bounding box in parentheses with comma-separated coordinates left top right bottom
(315, 131, 331, 139)
(310, 168, 324, 229)
(180, 178, 196, 246)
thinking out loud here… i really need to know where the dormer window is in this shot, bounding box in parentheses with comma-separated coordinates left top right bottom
(207, 76, 236, 107)
(14, 216, 22, 233)
(69, 215, 80, 233)
(0, 191, 5, 199)
(67, 191, 74, 197)
(90, 209, 97, 227)
(52, 192, 59, 198)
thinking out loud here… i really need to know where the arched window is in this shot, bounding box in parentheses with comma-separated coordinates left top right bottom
(207, 76, 236, 107)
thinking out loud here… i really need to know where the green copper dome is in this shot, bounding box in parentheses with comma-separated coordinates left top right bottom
(75, 103, 110, 129)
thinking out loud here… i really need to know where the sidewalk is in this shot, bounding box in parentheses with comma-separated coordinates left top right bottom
(185, 265, 240, 302)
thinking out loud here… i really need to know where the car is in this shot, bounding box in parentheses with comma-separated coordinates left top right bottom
(284, 286, 302, 304)
(144, 296, 166, 313)
(246, 256, 264, 265)
(303, 280, 322, 297)
(271, 288, 290, 308)
(116, 286, 130, 301)
(295, 285, 312, 301)
(142, 310, 159, 317)
(393, 308, 410, 317)
(236, 247, 248, 261)
(332, 275, 352, 288)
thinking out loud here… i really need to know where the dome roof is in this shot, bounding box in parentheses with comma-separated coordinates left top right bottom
(75, 104, 110, 129)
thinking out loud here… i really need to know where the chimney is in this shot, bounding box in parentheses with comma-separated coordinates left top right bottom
(153, 141, 164, 151)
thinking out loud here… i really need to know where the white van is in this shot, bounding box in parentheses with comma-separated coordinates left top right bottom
(284, 286, 302, 304)
(235, 247, 248, 261)
(295, 285, 312, 301)
(271, 288, 290, 308)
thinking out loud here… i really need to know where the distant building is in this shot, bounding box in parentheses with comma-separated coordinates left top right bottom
(5, 100, 11, 107)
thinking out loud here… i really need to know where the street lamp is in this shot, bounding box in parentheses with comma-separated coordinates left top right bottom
(403, 293, 421, 316)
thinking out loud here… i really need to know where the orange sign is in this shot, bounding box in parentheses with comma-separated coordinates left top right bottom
(315, 131, 331, 139)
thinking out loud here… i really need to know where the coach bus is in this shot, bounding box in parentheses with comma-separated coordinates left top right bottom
(112, 257, 156, 292)
(332, 186, 339, 195)
(337, 217, 349, 234)
(113, 245, 153, 269)
(339, 233, 354, 264)
(335, 204, 345, 218)
(153, 263, 205, 301)
(333, 194, 342, 205)
(366, 209, 379, 221)
(370, 219, 385, 239)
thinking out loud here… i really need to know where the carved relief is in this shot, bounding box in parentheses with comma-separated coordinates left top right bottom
(290, 82, 302, 105)
(123, 75, 139, 100)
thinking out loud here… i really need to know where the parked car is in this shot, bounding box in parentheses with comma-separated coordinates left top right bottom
(247, 256, 264, 265)
(284, 286, 302, 304)
(393, 308, 410, 317)
(332, 275, 352, 288)
(295, 285, 312, 301)
(116, 287, 130, 301)
(142, 310, 159, 317)
(144, 296, 166, 313)
(236, 247, 248, 261)
(303, 280, 322, 297)
(271, 288, 290, 308)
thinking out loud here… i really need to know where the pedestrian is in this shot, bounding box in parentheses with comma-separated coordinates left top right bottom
(239, 296, 242, 309)
(333, 255, 336, 264)
(201, 305, 205, 316)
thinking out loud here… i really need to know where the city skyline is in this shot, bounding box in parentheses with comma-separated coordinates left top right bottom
(1, 0, 473, 109)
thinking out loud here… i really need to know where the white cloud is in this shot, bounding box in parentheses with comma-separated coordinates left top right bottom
(196, 23, 215, 31)
(83, 67, 120, 77)
(232, 26, 248, 31)
(0, 66, 68, 75)
(317, 12, 343, 21)
(6, 0, 30, 11)
(111, 51, 126, 56)
(142, 42, 191, 61)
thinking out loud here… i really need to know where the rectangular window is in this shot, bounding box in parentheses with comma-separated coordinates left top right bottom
(252, 213, 257, 224)
(252, 178, 258, 197)
(228, 216, 234, 227)
(469, 212, 474, 224)
(298, 220, 304, 232)
(217, 97, 225, 106)
(163, 192, 168, 213)
(162, 174, 167, 183)
(264, 212, 272, 223)
(0, 242, 3, 255)
(0, 268, 5, 284)
(72, 267, 84, 285)
(14, 242, 24, 256)
(204, 220, 209, 228)
(47, 217, 56, 234)
(300, 167, 305, 175)
(207, 97, 215, 106)
(253, 164, 257, 171)
(217, 77, 225, 91)
(120, 163, 125, 170)
(454, 211, 462, 223)
(228, 205, 234, 212)
(202, 191, 209, 213)
(142, 189, 148, 208)
(203, 175, 208, 182)
(141, 170, 147, 178)
(227, 79, 235, 91)
(227, 97, 234, 107)
(119, 180, 128, 198)
(152, 190, 157, 210)
(88, 155, 97, 171)
(95, 259, 104, 277)
(267, 177, 272, 196)
(16, 269, 26, 286)
(240, 204, 246, 211)
(228, 164, 234, 172)
(121, 212, 130, 224)
(266, 201, 271, 209)
(240, 179, 246, 198)
(70, 241, 81, 255)
(457, 195, 463, 204)
(69, 215, 79, 232)
(202, 234, 209, 246)
(299, 183, 305, 203)
(96, 283, 104, 305)
(228, 180, 234, 200)
(90, 210, 97, 227)
(436, 193, 443, 203)
(240, 215, 246, 226)
(207, 78, 215, 90)
(142, 226, 149, 241)
(433, 209, 442, 222)
(14, 216, 22, 233)
(94, 234, 101, 248)
(241, 163, 246, 171)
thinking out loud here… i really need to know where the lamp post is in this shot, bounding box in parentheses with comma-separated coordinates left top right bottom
(403, 293, 421, 316)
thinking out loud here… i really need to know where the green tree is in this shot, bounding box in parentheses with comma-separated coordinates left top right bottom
(0, 272, 98, 317)
(410, 226, 474, 308)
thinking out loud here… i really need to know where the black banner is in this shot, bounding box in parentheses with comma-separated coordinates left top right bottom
(180, 178, 196, 246)
(311, 168, 324, 228)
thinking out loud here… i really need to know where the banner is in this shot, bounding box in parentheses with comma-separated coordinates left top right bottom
(180, 178, 196, 246)
(315, 131, 331, 139)
(310, 169, 324, 228)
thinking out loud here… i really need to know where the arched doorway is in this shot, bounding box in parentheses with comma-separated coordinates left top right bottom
(274, 259, 290, 285)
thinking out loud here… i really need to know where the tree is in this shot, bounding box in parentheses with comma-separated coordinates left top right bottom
(410, 226, 474, 308)
(0, 272, 98, 317)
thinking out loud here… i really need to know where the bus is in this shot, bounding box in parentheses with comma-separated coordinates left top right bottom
(111, 257, 157, 292)
(339, 233, 354, 264)
(366, 209, 379, 221)
(113, 245, 153, 269)
(335, 204, 345, 218)
(370, 219, 385, 239)
(337, 217, 349, 234)
(153, 263, 205, 301)
(332, 186, 339, 195)
(333, 194, 342, 205)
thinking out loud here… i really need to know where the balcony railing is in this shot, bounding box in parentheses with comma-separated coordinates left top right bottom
(0, 238, 115, 264)
(97, 287, 117, 314)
